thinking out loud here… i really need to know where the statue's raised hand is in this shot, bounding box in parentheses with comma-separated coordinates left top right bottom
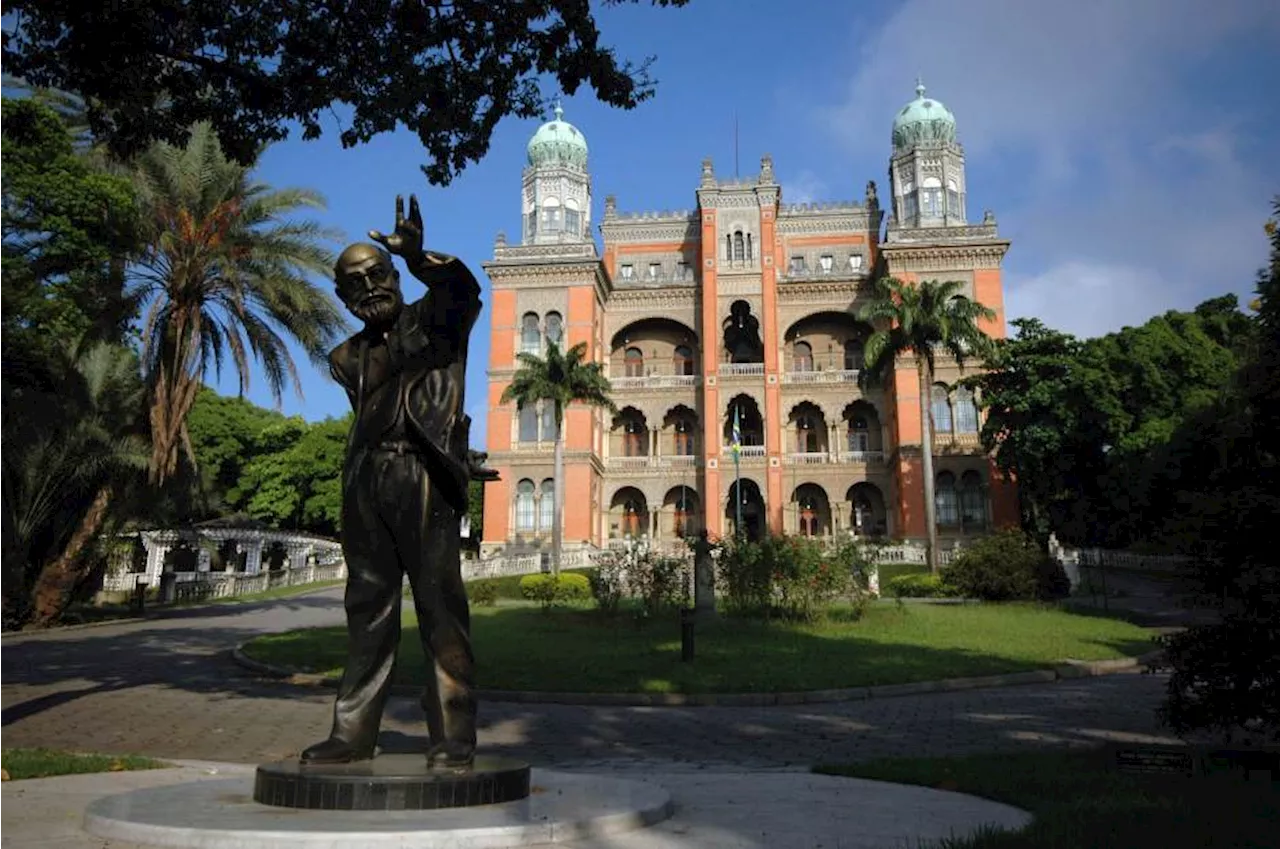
(369, 194, 424, 260)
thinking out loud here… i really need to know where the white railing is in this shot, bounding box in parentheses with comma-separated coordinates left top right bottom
(782, 369, 860, 385)
(837, 450, 885, 464)
(718, 363, 765, 377)
(606, 455, 701, 470)
(724, 445, 766, 458)
(608, 374, 700, 390)
(104, 562, 348, 599)
(789, 452, 830, 465)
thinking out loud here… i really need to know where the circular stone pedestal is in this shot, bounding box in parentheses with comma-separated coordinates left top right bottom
(254, 755, 530, 810)
(84, 770, 673, 849)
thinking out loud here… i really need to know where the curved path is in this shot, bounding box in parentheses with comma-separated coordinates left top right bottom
(2, 587, 1186, 771)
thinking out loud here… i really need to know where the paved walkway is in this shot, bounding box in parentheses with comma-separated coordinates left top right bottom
(2, 586, 1188, 772)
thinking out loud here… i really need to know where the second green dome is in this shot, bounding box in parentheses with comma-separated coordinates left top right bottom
(891, 81, 957, 152)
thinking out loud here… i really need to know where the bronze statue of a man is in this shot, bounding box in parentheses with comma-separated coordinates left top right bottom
(301, 195, 484, 768)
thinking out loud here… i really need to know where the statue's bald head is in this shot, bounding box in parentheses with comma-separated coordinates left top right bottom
(334, 242, 402, 330)
(335, 243, 391, 283)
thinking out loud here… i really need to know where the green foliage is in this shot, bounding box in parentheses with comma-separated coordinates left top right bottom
(467, 581, 498, 607)
(716, 534, 867, 621)
(466, 479, 485, 552)
(2, 341, 149, 627)
(888, 573, 956, 599)
(969, 298, 1253, 549)
(519, 572, 591, 611)
(942, 529, 1060, 602)
(1, 97, 139, 356)
(237, 416, 348, 535)
(859, 277, 996, 573)
(3, 1, 691, 181)
(129, 121, 348, 483)
(1154, 198, 1280, 744)
(589, 549, 690, 617)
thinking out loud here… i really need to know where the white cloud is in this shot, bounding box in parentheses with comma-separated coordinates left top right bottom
(780, 170, 828, 205)
(824, 0, 1279, 337)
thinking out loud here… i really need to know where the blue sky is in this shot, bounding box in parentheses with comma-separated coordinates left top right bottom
(217, 0, 1280, 448)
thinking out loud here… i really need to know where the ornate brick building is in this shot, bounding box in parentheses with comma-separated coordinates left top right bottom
(480, 86, 1019, 559)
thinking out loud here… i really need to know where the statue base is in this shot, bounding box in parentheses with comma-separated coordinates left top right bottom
(253, 754, 530, 810)
(83, 768, 673, 849)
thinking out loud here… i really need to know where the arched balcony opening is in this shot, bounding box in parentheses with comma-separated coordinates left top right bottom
(846, 483, 889, 538)
(610, 318, 699, 386)
(663, 486, 701, 539)
(609, 487, 650, 541)
(722, 300, 764, 365)
(788, 401, 829, 458)
(783, 312, 873, 378)
(662, 405, 699, 459)
(724, 395, 765, 453)
(726, 479, 765, 542)
(841, 400, 883, 461)
(611, 407, 650, 460)
(792, 483, 832, 538)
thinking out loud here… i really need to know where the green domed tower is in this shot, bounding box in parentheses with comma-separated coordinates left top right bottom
(887, 80, 967, 229)
(522, 102, 593, 247)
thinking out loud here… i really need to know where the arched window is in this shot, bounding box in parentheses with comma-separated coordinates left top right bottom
(540, 404, 558, 442)
(538, 479, 555, 531)
(624, 346, 645, 377)
(673, 345, 694, 376)
(674, 419, 695, 455)
(624, 420, 646, 457)
(902, 180, 918, 220)
(946, 179, 961, 218)
(960, 471, 984, 528)
(540, 197, 562, 231)
(931, 385, 953, 434)
(674, 492, 694, 537)
(544, 312, 563, 349)
(520, 312, 541, 354)
(793, 341, 813, 372)
(935, 472, 959, 526)
(921, 177, 943, 218)
(849, 416, 870, 452)
(746, 233, 753, 261)
(844, 340, 863, 370)
(518, 404, 538, 443)
(954, 386, 979, 433)
(732, 231, 745, 262)
(622, 498, 643, 537)
(515, 480, 536, 531)
(724, 234, 732, 261)
(796, 415, 819, 453)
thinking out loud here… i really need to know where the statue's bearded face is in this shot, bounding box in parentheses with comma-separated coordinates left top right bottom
(336, 246, 403, 330)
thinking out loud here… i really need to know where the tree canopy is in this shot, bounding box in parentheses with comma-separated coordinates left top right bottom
(3, 0, 691, 183)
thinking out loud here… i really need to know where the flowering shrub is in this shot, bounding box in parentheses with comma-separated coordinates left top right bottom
(717, 533, 870, 621)
(588, 548, 690, 616)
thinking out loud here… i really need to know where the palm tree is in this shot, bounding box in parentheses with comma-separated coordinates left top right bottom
(26, 343, 150, 627)
(129, 123, 348, 483)
(859, 277, 996, 575)
(500, 341, 615, 575)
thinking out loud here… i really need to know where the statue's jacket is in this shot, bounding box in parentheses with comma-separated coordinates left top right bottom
(328, 254, 481, 513)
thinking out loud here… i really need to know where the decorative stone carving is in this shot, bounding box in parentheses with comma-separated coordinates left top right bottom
(879, 244, 1009, 272)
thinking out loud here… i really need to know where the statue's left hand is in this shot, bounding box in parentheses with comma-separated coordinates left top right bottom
(369, 194, 425, 260)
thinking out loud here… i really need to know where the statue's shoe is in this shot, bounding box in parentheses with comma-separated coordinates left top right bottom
(426, 741, 475, 769)
(299, 738, 375, 765)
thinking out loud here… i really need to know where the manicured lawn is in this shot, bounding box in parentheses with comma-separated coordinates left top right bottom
(243, 602, 1156, 694)
(1, 748, 168, 780)
(815, 750, 1279, 848)
(875, 562, 930, 586)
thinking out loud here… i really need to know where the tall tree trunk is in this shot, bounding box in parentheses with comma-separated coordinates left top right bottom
(551, 409, 565, 578)
(918, 360, 940, 575)
(30, 484, 113, 627)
